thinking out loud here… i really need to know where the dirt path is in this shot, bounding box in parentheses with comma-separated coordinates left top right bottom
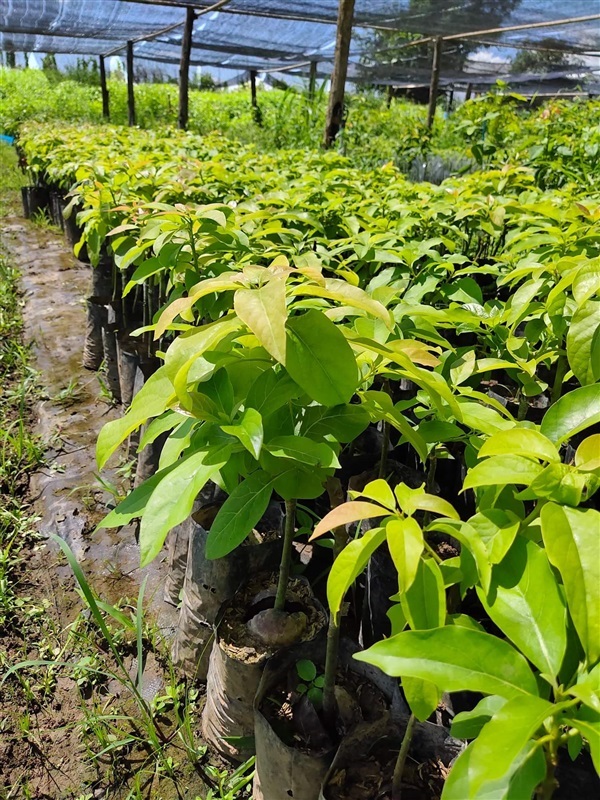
(0, 217, 189, 798)
(2, 217, 177, 623)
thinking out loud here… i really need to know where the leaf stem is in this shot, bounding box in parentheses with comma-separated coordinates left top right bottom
(274, 498, 296, 612)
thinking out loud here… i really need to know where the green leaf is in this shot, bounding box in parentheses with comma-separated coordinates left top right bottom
(246, 368, 299, 415)
(386, 517, 424, 591)
(478, 428, 560, 463)
(286, 310, 358, 406)
(165, 317, 241, 402)
(400, 557, 446, 630)
(97, 366, 176, 470)
(97, 463, 178, 530)
(443, 719, 548, 800)
(567, 664, 600, 713)
(463, 455, 544, 491)
(575, 434, 600, 472)
(296, 659, 317, 682)
(234, 277, 288, 364)
(327, 527, 387, 617)
(567, 300, 600, 386)
(479, 537, 567, 678)
(466, 510, 520, 565)
(154, 274, 242, 338)
(266, 435, 340, 468)
(541, 503, 600, 664)
(387, 603, 407, 636)
(221, 408, 264, 459)
(403, 677, 440, 722)
(451, 695, 507, 740)
(564, 706, 600, 774)
(139, 444, 231, 567)
(355, 626, 539, 699)
(394, 483, 459, 520)
(301, 403, 370, 443)
(540, 385, 600, 444)
(294, 278, 393, 327)
(138, 410, 186, 451)
(358, 478, 396, 510)
(205, 471, 274, 559)
(573, 259, 600, 305)
(525, 462, 588, 507)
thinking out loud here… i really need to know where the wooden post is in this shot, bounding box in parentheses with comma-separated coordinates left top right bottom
(465, 82, 473, 101)
(250, 69, 262, 124)
(126, 40, 136, 126)
(99, 56, 110, 120)
(447, 88, 454, 112)
(308, 59, 317, 100)
(323, 0, 356, 148)
(178, 6, 195, 130)
(426, 36, 442, 128)
(386, 85, 393, 108)
(6, 51, 16, 68)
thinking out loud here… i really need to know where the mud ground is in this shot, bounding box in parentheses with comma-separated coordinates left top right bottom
(0, 216, 194, 799)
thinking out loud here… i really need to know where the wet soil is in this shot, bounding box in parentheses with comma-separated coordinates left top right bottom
(325, 738, 448, 800)
(218, 574, 326, 663)
(0, 217, 184, 798)
(2, 217, 179, 622)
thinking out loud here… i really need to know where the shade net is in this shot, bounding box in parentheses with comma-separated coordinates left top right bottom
(1, 0, 599, 85)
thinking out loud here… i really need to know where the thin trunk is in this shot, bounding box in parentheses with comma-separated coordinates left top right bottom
(392, 714, 416, 800)
(551, 354, 568, 404)
(274, 499, 296, 612)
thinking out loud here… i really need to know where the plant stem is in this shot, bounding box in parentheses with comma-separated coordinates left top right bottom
(322, 613, 340, 728)
(536, 751, 558, 800)
(392, 713, 416, 800)
(274, 498, 296, 612)
(551, 354, 568, 405)
(379, 419, 390, 479)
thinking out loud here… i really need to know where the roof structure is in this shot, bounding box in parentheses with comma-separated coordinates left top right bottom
(1, 0, 599, 86)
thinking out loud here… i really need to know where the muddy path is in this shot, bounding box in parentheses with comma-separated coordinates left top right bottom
(2, 216, 177, 629)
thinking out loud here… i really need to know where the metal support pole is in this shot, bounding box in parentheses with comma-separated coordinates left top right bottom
(178, 7, 194, 129)
(99, 56, 110, 120)
(126, 41, 136, 126)
(426, 36, 442, 129)
(308, 59, 317, 100)
(323, 0, 356, 148)
(465, 82, 473, 101)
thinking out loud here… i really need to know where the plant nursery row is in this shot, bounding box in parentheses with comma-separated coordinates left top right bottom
(12, 95, 600, 800)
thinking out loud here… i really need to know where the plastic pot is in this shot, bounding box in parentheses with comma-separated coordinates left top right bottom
(89, 256, 114, 304)
(50, 191, 65, 230)
(202, 576, 326, 761)
(82, 300, 107, 371)
(253, 638, 403, 800)
(172, 501, 283, 680)
(21, 185, 50, 220)
(101, 310, 122, 404)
